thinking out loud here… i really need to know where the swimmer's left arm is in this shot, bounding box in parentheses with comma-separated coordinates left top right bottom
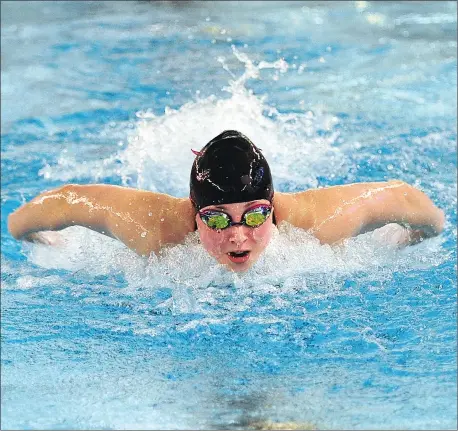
(275, 180, 445, 244)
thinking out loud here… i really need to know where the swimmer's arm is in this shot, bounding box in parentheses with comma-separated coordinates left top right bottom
(276, 180, 445, 244)
(7, 184, 196, 256)
(356, 181, 445, 242)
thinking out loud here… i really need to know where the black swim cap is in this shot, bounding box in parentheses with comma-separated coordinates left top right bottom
(190, 130, 274, 210)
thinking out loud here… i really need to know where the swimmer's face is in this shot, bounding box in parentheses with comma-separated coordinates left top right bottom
(196, 200, 274, 272)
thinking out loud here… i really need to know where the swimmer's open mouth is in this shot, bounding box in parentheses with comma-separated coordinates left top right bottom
(228, 251, 250, 257)
(227, 250, 251, 264)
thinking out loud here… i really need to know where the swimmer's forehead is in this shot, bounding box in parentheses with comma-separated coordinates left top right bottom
(202, 200, 271, 212)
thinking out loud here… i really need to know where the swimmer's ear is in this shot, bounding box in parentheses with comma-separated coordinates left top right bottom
(191, 149, 202, 156)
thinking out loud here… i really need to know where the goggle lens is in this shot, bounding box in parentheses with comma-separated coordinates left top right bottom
(205, 213, 231, 229)
(244, 208, 268, 227)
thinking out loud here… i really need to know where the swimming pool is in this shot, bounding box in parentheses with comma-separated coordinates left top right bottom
(1, 1, 456, 429)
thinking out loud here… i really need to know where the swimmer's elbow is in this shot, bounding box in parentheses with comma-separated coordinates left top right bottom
(7, 211, 24, 239)
(435, 209, 446, 234)
(399, 183, 445, 237)
(409, 211, 445, 241)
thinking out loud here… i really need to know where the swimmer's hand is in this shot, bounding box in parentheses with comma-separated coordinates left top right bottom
(370, 223, 429, 248)
(23, 231, 64, 246)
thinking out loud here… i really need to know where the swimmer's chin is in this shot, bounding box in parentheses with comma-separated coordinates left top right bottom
(222, 258, 255, 273)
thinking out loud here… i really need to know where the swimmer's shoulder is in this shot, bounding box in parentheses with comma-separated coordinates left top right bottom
(273, 184, 376, 230)
(133, 190, 196, 243)
(273, 191, 315, 229)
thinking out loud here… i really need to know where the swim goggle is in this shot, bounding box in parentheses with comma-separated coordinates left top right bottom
(199, 204, 272, 230)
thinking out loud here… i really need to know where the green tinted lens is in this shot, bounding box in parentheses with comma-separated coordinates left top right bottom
(206, 214, 230, 229)
(244, 209, 268, 227)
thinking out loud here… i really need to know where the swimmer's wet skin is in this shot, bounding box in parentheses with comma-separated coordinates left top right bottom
(7, 130, 445, 272)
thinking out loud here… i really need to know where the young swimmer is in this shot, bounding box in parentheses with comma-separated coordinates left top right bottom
(8, 130, 445, 272)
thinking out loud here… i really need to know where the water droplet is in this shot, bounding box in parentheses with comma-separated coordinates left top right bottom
(141, 232, 147, 238)
(148, 212, 153, 216)
(161, 218, 165, 222)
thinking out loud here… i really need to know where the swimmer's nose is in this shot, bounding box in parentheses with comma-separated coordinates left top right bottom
(228, 225, 248, 245)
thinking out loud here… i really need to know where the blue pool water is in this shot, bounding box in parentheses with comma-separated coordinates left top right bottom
(1, 1, 457, 429)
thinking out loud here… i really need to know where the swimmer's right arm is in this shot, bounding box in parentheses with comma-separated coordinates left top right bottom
(8, 184, 196, 256)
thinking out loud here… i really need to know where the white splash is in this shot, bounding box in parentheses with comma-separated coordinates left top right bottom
(39, 47, 345, 194)
(24, 219, 445, 300)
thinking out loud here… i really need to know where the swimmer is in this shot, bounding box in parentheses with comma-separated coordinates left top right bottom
(8, 130, 445, 272)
